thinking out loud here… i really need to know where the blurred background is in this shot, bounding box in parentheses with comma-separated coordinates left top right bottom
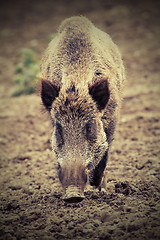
(0, 0, 159, 97)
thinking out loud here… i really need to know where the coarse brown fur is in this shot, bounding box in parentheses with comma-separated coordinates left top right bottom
(40, 16, 125, 201)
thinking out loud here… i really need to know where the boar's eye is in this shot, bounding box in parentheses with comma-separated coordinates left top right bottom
(85, 121, 97, 142)
(57, 162, 61, 170)
(55, 122, 64, 149)
(86, 162, 94, 170)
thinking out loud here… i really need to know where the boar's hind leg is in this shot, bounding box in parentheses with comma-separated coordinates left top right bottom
(90, 151, 108, 189)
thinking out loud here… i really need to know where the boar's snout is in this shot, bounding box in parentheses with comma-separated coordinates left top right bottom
(62, 185, 85, 203)
(58, 161, 87, 203)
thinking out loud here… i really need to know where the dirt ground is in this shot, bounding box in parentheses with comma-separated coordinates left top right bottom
(0, 0, 160, 239)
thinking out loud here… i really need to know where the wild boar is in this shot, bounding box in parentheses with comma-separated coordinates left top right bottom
(40, 16, 125, 203)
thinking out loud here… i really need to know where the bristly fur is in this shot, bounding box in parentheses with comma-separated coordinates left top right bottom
(53, 85, 97, 123)
(40, 16, 125, 198)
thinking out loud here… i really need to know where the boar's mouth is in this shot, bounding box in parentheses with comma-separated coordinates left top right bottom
(63, 195, 84, 203)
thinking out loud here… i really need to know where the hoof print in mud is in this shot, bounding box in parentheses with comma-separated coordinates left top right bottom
(115, 181, 132, 196)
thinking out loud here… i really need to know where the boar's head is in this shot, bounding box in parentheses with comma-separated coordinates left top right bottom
(41, 79, 110, 202)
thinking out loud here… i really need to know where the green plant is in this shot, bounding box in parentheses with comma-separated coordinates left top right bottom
(12, 48, 40, 96)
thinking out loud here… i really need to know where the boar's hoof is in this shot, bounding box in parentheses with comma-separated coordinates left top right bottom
(63, 186, 85, 203)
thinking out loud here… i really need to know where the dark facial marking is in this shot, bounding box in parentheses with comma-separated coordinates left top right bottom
(105, 120, 116, 145)
(85, 121, 97, 143)
(90, 150, 108, 187)
(55, 122, 64, 149)
(58, 164, 63, 184)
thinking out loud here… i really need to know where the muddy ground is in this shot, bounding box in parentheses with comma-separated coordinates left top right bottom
(0, 0, 160, 239)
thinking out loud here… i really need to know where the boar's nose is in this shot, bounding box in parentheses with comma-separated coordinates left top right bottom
(62, 186, 85, 203)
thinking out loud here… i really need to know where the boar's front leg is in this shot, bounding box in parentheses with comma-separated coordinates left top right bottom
(90, 150, 108, 190)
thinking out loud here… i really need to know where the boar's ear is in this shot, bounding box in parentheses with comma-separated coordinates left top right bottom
(41, 79, 60, 111)
(89, 79, 110, 110)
